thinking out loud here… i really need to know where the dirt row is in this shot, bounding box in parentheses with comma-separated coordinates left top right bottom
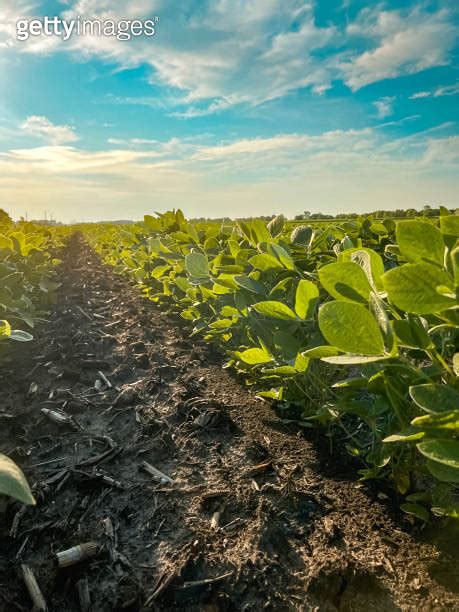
(0, 234, 458, 611)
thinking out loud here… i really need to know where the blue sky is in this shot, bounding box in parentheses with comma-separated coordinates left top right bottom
(0, 0, 458, 221)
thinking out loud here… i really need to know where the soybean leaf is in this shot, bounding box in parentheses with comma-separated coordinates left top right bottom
(249, 254, 284, 271)
(267, 214, 285, 238)
(384, 430, 425, 443)
(392, 318, 432, 349)
(426, 459, 459, 483)
(370, 222, 388, 236)
(294, 353, 309, 372)
(318, 301, 385, 355)
(273, 331, 301, 359)
(291, 225, 313, 246)
(319, 262, 372, 303)
(234, 275, 265, 295)
(9, 330, 33, 342)
(0, 320, 11, 339)
(417, 440, 459, 470)
(382, 263, 455, 314)
(400, 503, 429, 522)
(411, 410, 459, 430)
(302, 345, 341, 358)
(252, 301, 297, 320)
(268, 244, 295, 270)
(261, 366, 296, 376)
(295, 279, 319, 319)
(322, 354, 389, 365)
(185, 252, 209, 277)
(209, 319, 234, 330)
(410, 384, 459, 414)
(440, 215, 459, 249)
(0, 454, 35, 505)
(338, 248, 385, 291)
(396, 220, 445, 265)
(235, 347, 273, 365)
(454, 353, 459, 377)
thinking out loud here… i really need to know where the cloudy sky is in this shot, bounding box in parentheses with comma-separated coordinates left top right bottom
(0, 0, 458, 221)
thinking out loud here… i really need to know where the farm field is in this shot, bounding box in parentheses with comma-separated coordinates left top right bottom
(0, 212, 458, 609)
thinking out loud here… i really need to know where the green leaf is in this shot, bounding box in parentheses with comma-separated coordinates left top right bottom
(290, 225, 313, 246)
(410, 384, 459, 414)
(183, 222, 200, 244)
(251, 219, 272, 244)
(185, 252, 209, 278)
(268, 243, 295, 270)
(318, 301, 385, 355)
(0, 320, 11, 339)
(319, 262, 372, 303)
(322, 354, 389, 365)
(267, 214, 285, 238)
(440, 215, 459, 249)
(302, 345, 341, 358)
(252, 301, 297, 320)
(294, 353, 309, 372)
(411, 410, 459, 430)
(382, 263, 455, 314)
(383, 431, 425, 443)
(261, 366, 296, 376)
(392, 318, 432, 349)
(249, 254, 284, 271)
(220, 305, 239, 317)
(235, 347, 273, 365)
(417, 439, 459, 469)
(257, 389, 281, 399)
(273, 331, 301, 359)
(396, 220, 445, 265)
(332, 377, 368, 389)
(0, 454, 35, 505)
(270, 277, 293, 295)
(10, 330, 33, 342)
(234, 275, 265, 295)
(144, 214, 161, 230)
(400, 503, 429, 522)
(454, 353, 459, 377)
(295, 279, 319, 319)
(338, 248, 385, 291)
(426, 459, 459, 483)
(370, 222, 388, 236)
(209, 319, 234, 330)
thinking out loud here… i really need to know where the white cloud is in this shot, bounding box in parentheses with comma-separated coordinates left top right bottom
(1, 126, 457, 222)
(343, 7, 457, 90)
(373, 96, 395, 118)
(422, 136, 459, 165)
(434, 82, 459, 97)
(1, 2, 458, 108)
(20, 116, 79, 145)
(410, 81, 459, 100)
(410, 91, 431, 100)
(107, 137, 159, 146)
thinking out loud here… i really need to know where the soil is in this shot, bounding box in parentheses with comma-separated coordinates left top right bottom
(0, 234, 458, 611)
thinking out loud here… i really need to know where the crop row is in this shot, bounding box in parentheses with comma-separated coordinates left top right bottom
(0, 215, 63, 506)
(87, 212, 457, 519)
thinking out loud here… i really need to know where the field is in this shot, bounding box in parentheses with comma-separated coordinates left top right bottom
(0, 212, 458, 609)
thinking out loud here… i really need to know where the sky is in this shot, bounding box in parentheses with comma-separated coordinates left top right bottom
(0, 0, 458, 222)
